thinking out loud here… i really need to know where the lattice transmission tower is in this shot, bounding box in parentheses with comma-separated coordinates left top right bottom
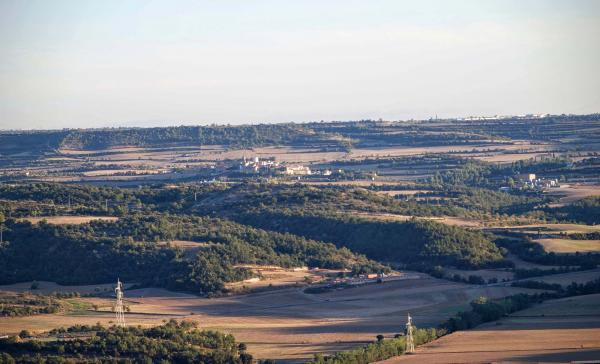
(114, 278, 126, 327)
(405, 313, 415, 354)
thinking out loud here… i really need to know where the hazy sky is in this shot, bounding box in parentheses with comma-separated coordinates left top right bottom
(0, 0, 599, 130)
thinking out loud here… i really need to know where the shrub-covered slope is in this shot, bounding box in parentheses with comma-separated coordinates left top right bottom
(192, 183, 507, 268)
(235, 211, 505, 268)
(0, 215, 381, 295)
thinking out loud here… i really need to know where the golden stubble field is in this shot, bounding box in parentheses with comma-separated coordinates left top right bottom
(534, 238, 600, 253)
(0, 276, 540, 363)
(377, 294, 600, 364)
(490, 220, 600, 254)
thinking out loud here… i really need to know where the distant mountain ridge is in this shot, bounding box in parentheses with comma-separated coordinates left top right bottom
(2, 114, 598, 156)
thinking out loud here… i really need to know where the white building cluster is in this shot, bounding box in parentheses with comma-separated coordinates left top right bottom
(516, 173, 559, 189)
(500, 172, 559, 192)
(239, 156, 280, 174)
(238, 157, 338, 177)
(457, 113, 550, 121)
(284, 165, 312, 175)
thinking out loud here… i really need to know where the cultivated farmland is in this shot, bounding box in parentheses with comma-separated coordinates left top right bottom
(377, 294, 600, 364)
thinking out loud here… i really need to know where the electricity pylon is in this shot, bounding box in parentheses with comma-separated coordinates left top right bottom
(405, 313, 415, 354)
(114, 278, 126, 327)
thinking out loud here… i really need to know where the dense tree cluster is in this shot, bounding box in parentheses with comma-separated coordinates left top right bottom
(0, 214, 380, 295)
(568, 231, 600, 240)
(0, 180, 597, 296)
(0, 182, 211, 217)
(192, 182, 462, 217)
(440, 294, 533, 332)
(59, 124, 338, 150)
(0, 320, 253, 363)
(543, 196, 600, 225)
(0, 179, 594, 227)
(186, 183, 508, 268)
(235, 211, 506, 268)
(308, 328, 440, 364)
(0, 291, 62, 317)
(0, 182, 513, 272)
(563, 277, 600, 296)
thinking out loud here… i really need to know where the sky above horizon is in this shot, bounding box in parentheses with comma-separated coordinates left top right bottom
(0, 0, 599, 130)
